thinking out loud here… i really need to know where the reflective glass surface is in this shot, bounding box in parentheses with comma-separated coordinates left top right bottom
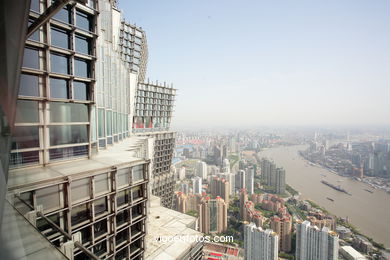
(74, 58, 90, 78)
(11, 126, 39, 150)
(50, 102, 88, 122)
(73, 81, 89, 100)
(19, 73, 39, 96)
(76, 11, 92, 31)
(15, 100, 39, 123)
(51, 26, 70, 49)
(50, 78, 69, 99)
(75, 34, 91, 55)
(23, 47, 39, 69)
(49, 125, 88, 145)
(50, 52, 69, 74)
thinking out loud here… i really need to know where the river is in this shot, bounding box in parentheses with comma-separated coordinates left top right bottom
(257, 145, 390, 247)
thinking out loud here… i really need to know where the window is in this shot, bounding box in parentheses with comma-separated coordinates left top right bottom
(117, 168, 130, 187)
(51, 26, 70, 49)
(10, 151, 39, 166)
(79, 226, 92, 245)
(93, 240, 107, 257)
(30, 0, 40, 13)
(11, 126, 39, 150)
(36, 185, 62, 213)
(71, 203, 90, 226)
(49, 125, 88, 146)
(115, 229, 129, 246)
(98, 109, 105, 138)
(23, 47, 39, 69)
(131, 186, 142, 201)
(28, 19, 40, 41)
(116, 209, 129, 226)
(95, 173, 109, 194)
(53, 5, 71, 24)
(94, 197, 107, 217)
(49, 145, 88, 160)
(94, 219, 107, 238)
(50, 102, 88, 122)
(50, 78, 69, 99)
(131, 203, 143, 219)
(20, 73, 39, 97)
(106, 111, 112, 136)
(131, 221, 142, 236)
(73, 81, 89, 100)
(15, 100, 39, 123)
(117, 190, 129, 207)
(74, 58, 90, 78)
(71, 178, 90, 202)
(76, 11, 92, 31)
(50, 53, 69, 74)
(37, 213, 61, 237)
(75, 34, 92, 55)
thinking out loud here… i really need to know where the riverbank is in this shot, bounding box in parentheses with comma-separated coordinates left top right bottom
(257, 145, 390, 248)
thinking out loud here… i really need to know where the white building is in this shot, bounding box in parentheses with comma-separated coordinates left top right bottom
(197, 161, 208, 179)
(222, 158, 230, 173)
(244, 222, 278, 260)
(296, 220, 339, 260)
(340, 246, 367, 260)
(192, 177, 202, 195)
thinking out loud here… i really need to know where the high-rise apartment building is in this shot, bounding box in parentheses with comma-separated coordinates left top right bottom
(5, 0, 180, 259)
(270, 214, 292, 253)
(192, 176, 202, 195)
(198, 196, 227, 234)
(245, 167, 255, 195)
(196, 161, 208, 179)
(244, 223, 279, 260)
(210, 176, 230, 204)
(296, 220, 339, 260)
(275, 167, 286, 194)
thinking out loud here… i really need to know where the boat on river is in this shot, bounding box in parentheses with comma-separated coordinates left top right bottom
(321, 180, 351, 195)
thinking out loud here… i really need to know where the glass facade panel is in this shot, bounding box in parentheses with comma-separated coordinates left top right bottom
(71, 178, 90, 202)
(30, 0, 40, 13)
(51, 26, 70, 49)
(132, 165, 144, 182)
(15, 100, 39, 123)
(50, 52, 69, 74)
(53, 5, 71, 24)
(76, 11, 92, 31)
(11, 126, 39, 150)
(50, 102, 88, 122)
(94, 197, 107, 216)
(74, 58, 90, 78)
(117, 168, 130, 187)
(10, 151, 39, 166)
(49, 125, 88, 146)
(94, 219, 107, 238)
(73, 81, 89, 100)
(98, 109, 104, 138)
(36, 185, 62, 212)
(50, 78, 69, 99)
(93, 240, 107, 257)
(132, 186, 142, 201)
(37, 213, 61, 237)
(23, 47, 39, 69)
(71, 203, 90, 226)
(28, 20, 40, 41)
(75, 34, 91, 55)
(117, 190, 129, 207)
(116, 209, 129, 226)
(95, 173, 109, 194)
(49, 145, 88, 160)
(20, 73, 39, 96)
(106, 111, 112, 136)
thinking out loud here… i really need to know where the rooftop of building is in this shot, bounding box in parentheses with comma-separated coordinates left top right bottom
(8, 136, 149, 191)
(340, 246, 367, 259)
(144, 196, 203, 260)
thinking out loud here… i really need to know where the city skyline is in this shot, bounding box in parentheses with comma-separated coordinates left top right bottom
(121, 0, 390, 128)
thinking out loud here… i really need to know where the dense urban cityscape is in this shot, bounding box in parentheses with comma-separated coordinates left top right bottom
(0, 1, 389, 260)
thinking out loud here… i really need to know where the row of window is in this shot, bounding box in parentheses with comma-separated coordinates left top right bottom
(20, 73, 90, 100)
(137, 90, 175, 100)
(136, 97, 174, 105)
(23, 47, 92, 78)
(136, 104, 173, 111)
(97, 109, 129, 138)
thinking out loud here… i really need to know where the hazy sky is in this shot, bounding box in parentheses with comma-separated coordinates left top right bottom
(120, 1, 390, 128)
